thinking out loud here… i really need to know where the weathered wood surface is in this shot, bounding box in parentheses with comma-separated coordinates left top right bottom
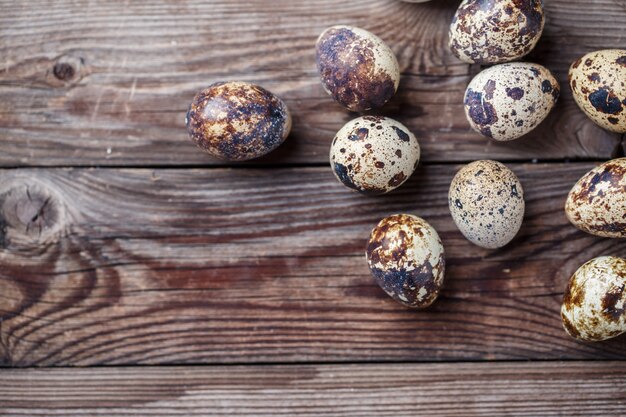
(2, 362, 626, 416)
(0, 0, 624, 167)
(1, 163, 625, 366)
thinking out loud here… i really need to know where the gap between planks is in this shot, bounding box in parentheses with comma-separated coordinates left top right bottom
(0, 158, 621, 171)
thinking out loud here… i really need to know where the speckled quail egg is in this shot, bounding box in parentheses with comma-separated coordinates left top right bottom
(449, 160, 525, 249)
(449, 0, 545, 64)
(316, 26, 400, 112)
(330, 116, 420, 195)
(186, 81, 291, 161)
(569, 49, 626, 133)
(366, 214, 445, 308)
(565, 158, 626, 239)
(561, 256, 626, 342)
(464, 62, 560, 141)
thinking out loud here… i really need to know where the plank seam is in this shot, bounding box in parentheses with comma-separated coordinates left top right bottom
(2, 357, 626, 370)
(0, 158, 616, 171)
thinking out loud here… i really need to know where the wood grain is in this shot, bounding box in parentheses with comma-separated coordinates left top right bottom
(0, 0, 624, 167)
(1, 163, 625, 366)
(1, 362, 626, 416)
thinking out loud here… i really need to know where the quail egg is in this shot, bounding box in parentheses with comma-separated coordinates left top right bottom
(569, 49, 626, 133)
(186, 81, 291, 161)
(449, 0, 545, 64)
(561, 256, 626, 342)
(464, 62, 560, 141)
(330, 116, 420, 195)
(366, 214, 445, 308)
(449, 160, 525, 249)
(316, 25, 400, 112)
(565, 158, 626, 238)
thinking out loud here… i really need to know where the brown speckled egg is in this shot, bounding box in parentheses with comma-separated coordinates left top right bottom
(330, 116, 420, 195)
(449, 0, 545, 64)
(185, 81, 291, 161)
(561, 256, 626, 342)
(569, 49, 626, 133)
(366, 214, 445, 308)
(565, 158, 626, 239)
(316, 26, 400, 112)
(449, 160, 525, 249)
(464, 63, 559, 141)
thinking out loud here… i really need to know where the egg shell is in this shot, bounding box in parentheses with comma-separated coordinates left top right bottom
(565, 158, 626, 239)
(316, 26, 400, 112)
(449, 160, 525, 249)
(569, 49, 626, 133)
(464, 63, 559, 141)
(330, 116, 420, 195)
(561, 256, 626, 342)
(366, 214, 445, 308)
(185, 81, 291, 161)
(449, 0, 545, 64)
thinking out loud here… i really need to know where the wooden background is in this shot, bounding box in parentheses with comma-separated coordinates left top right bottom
(1, 0, 625, 415)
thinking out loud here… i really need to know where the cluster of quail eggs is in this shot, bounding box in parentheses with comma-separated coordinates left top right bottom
(182, 0, 626, 341)
(562, 158, 626, 342)
(315, 24, 444, 308)
(316, 25, 421, 195)
(447, 0, 626, 343)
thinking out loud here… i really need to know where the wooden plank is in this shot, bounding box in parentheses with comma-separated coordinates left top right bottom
(0, 0, 624, 167)
(1, 163, 625, 366)
(1, 362, 626, 416)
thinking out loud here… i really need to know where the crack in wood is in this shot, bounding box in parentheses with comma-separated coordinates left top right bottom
(24, 194, 52, 237)
(0, 213, 7, 249)
(0, 320, 10, 366)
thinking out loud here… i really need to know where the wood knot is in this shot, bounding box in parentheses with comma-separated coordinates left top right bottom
(49, 55, 85, 85)
(53, 62, 75, 81)
(0, 179, 67, 249)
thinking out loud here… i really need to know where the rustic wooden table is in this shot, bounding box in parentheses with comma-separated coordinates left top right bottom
(1, 0, 625, 415)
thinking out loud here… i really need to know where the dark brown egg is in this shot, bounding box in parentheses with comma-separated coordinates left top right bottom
(186, 81, 291, 161)
(316, 26, 400, 112)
